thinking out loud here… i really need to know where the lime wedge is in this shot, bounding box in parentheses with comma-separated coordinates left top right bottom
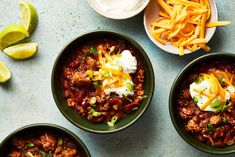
(19, 1, 38, 34)
(0, 24, 29, 50)
(3, 43, 38, 60)
(0, 61, 11, 83)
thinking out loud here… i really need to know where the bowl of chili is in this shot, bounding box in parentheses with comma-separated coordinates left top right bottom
(169, 53, 235, 154)
(51, 30, 154, 133)
(0, 123, 91, 156)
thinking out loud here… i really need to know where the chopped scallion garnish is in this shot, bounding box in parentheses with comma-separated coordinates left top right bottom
(206, 123, 215, 132)
(107, 116, 118, 127)
(48, 152, 52, 157)
(193, 96, 199, 104)
(88, 107, 101, 117)
(27, 152, 35, 157)
(90, 46, 98, 54)
(210, 100, 221, 108)
(90, 97, 97, 106)
(26, 142, 34, 148)
(125, 96, 132, 102)
(86, 70, 94, 79)
(58, 138, 63, 145)
(93, 81, 102, 88)
(210, 100, 227, 113)
(222, 117, 227, 123)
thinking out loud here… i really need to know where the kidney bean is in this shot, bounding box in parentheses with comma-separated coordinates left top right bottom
(108, 97, 122, 105)
(124, 103, 138, 113)
(212, 128, 224, 139)
(199, 113, 210, 120)
(64, 89, 70, 98)
(196, 134, 206, 142)
(90, 116, 104, 123)
(199, 118, 209, 127)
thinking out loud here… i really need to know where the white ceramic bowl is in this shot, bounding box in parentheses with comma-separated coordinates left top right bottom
(86, 0, 150, 19)
(144, 0, 218, 55)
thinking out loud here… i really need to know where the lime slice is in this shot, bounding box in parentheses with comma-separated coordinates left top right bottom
(0, 61, 11, 83)
(0, 24, 29, 50)
(19, 1, 38, 34)
(3, 43, 38, 60)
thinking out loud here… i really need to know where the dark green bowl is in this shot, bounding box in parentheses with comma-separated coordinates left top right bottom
(51, 30, 154, 133)
(0, 123, 91, 156)
(169, 52, 235, 154)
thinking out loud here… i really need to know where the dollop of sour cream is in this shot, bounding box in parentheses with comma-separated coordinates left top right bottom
(190, 79, 217, 111)
(95, 0, 145, 13)
(105, 50, 137, 74)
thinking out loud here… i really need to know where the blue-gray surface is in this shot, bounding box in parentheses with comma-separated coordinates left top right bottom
(0, 0, 235, 157)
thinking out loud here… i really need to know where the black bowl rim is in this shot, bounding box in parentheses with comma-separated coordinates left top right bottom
(0, 123, 91, 157)
(51, 30, 155, 134)
(169, 52, 235, 155)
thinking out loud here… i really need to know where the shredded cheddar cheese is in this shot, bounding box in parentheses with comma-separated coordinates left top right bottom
(90, 45, 135, 97)
(195, 72, 235, 110)
(151, 0, 231, 55)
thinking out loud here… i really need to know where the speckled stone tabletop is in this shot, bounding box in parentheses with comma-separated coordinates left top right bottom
(0, 0, 235, 157)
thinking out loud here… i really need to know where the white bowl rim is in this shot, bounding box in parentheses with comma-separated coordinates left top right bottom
(86, 0, 150, 20)
(143, 0, 218, 55)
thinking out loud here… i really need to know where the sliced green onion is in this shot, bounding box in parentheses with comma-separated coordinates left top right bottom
(107, 116, 118, 127)
(217, 76, 225, 86)
(48, 152, 52, 157)
(27, 152, 35, 157)
(210, 100, 227, 113)
(108, 71, 113, 78)
(90, 97, 96, 105)
(90, 46, 98, 54)
(125, 96, 132, 102)
(88, 107, 101, 117)
(210, 100, 221, 108)
(116, 53, 122, 58)
(92, 111, 101, 117)
(110, 46, 115, 53)
(138, 95, 148, 99)
(221, 104, 227, 112)
(132, 107, 139, 111)
(194, 76, 203, 84)
(126, 82, 134, 91)
(193, 96, 199, 104)
(93, 81, 102, 88)
(206, 123, 215, 132)
(26, 142, 34, 148)
(58, 138, 63, 145)
(38, 150, 46, 157)
(87, 70, 94, 79)
(222, 117, 227, 123)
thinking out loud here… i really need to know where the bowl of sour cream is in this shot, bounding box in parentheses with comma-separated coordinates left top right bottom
(86, 0, 150, 19)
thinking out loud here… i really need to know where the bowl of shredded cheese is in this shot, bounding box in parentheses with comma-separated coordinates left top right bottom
(144, 0, 231, 56)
